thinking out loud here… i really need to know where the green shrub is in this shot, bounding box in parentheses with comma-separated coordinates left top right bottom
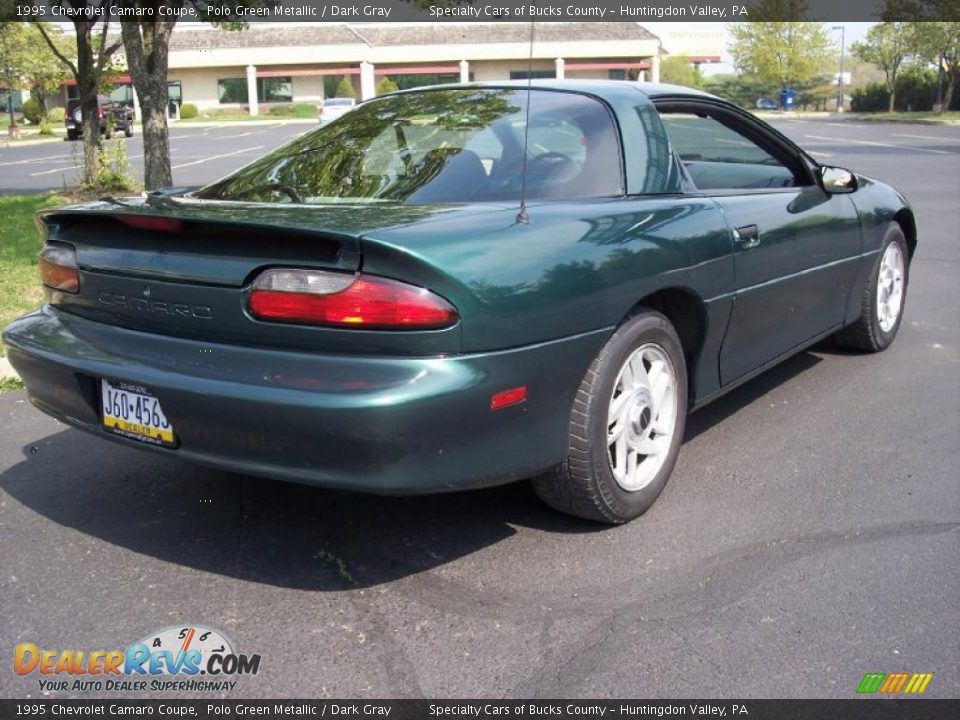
(47, 107, 65, 123)
(376, 76, 399, 95)
(38, 120, 53, 136)
(335, 77, 355, 99)
(21, 98, 42, 125)
(179, 102, 198, 119)
(92, 139, 140, 193)
(267, 104, 293, 115)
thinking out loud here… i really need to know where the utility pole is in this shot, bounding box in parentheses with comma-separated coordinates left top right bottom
(833, 25, 846, 113)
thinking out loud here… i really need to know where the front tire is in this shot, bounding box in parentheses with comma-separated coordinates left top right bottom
(835, 224, 909, 352)
(124, 119, 134, 138)
(533, 310, 688, 524)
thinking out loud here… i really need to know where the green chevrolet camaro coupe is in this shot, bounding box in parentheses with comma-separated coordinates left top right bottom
(3, 82, 915, 523)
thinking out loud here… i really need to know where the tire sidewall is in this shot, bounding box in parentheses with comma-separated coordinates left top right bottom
(587, 312, 688, 520)
(870, 226, 909, 349)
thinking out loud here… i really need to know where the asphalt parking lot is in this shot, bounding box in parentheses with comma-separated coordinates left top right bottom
(0, 122, 311, 194)
(1, 118, 958, 699)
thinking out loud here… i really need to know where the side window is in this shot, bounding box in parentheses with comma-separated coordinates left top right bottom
(660, 112, 802, 191)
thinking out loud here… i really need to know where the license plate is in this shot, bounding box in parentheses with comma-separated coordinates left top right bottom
(100, 380, 176, 447)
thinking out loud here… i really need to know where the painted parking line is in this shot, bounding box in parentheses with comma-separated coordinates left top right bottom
(172, 145, 264, 170)
(30, 153, 144, 177)
(803, 134, 953, 155)
(215, 130, 264, 140)
(0, 153, 78, 168)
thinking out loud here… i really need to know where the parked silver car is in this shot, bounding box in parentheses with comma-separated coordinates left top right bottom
(318, 97, 356, 123)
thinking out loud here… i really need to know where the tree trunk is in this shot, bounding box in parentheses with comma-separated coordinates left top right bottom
(946, 72, 957, 112)
(888, 83, 896, 113)
(75, 27, 101, 187)
(140, 91, 172, 189)
(122, 21, 175, 191)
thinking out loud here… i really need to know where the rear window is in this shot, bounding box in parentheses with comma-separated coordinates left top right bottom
(196, 88, 623, 205)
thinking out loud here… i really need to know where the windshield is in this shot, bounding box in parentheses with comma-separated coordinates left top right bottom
(196, 88, 623, 205)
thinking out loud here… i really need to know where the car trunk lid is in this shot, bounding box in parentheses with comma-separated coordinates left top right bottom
(38, 196, 509, 355)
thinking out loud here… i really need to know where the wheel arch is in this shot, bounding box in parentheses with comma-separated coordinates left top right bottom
(624, 286, 708, 398)
(893, 207, 918, 260)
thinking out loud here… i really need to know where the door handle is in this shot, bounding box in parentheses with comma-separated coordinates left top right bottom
(733, 224, 760, 249)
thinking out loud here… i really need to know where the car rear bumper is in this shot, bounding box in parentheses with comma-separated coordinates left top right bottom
(3, 307, 609, 493)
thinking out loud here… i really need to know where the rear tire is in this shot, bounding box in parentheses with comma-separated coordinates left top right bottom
(835, 224, 909, 352)
(66, 130, 79, 141)
(124, 119, 134, 138)
(533, 310, 688, 524)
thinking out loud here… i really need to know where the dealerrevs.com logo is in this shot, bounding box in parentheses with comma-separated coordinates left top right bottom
(14, 625, 261, 693)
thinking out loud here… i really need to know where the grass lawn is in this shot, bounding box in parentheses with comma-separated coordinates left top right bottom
(0, 194, 65, 356)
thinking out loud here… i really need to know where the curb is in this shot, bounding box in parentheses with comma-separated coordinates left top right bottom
(0, 135, 65, 150)
(847, 116, 960, 126)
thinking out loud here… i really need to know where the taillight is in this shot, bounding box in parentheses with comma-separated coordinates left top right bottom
(248, 268, 458, 330)
(97, 107, 103, 119)
(39, 243, 79, 294)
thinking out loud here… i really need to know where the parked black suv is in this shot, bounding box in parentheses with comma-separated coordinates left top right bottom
(65, 95, 135, 141)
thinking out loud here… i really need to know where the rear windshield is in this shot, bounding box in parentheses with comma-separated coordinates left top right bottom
(196, 88, 623, 205)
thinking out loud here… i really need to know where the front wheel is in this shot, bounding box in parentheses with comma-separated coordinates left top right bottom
(124, 119, 134, 137)
(835, 224, 909, 352)
(533, 310, 688, 524)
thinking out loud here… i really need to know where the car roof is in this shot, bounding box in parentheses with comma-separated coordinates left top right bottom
(384, 79, 719, 102)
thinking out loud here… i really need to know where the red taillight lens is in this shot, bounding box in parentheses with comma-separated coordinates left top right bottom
(115, 215, 185, 233)
(248, 268, 459, 330)
(39, 243, 79, 294)
(97, 107, 103, 119)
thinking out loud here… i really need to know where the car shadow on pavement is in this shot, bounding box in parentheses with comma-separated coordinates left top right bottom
(1, 348, 825, 593)
(0, 428, 602, 592)
(685, 349, 822, 441)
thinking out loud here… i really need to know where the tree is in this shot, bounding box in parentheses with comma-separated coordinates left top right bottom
(728, 2, 835, 88)
(0, 23, 30, 128)
(851, 23, 916, 112)
(117, 1, 269, 191)
(33, 5, 124, 186)
(658, 57, 702, 89)
(22, 24, 72, 116)
(911, 21, 960, 110)
(335, 77, 355, 98)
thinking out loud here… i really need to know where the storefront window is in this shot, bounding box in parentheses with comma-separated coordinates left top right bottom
(258, 77, 292, 103)
(218, 78, 248, 104)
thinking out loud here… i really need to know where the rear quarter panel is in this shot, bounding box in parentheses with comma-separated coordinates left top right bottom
(361, 197, 734, 353)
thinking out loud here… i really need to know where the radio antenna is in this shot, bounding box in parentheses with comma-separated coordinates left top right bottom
(516, 19, 535, 225)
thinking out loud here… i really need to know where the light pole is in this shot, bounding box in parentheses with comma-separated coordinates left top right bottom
(833, 25, 846, 113)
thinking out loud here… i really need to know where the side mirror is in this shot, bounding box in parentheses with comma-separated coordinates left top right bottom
(820, 166, 858, 194)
